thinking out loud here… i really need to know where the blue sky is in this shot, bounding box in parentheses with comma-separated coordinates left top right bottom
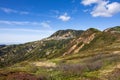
(0, 0, 120, 44)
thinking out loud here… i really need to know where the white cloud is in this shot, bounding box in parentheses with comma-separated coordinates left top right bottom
(82, 0, 120, 17)
(51, 10, 59, 14)
(82, 0, 99, 6)
(58, 13, 71, 21)
(40, 22, 51, 28)
(0, 20, 41, 26)
(50, 10, 60, 18)
(0, 20, 29, 25)
(0, 7, 17, 13)
(106, 2, 120, 15)
(83, 9, 90, 13)
(0, 7, 29, 15)
(0, 20, 52, 28)
(0, 28, 54, 33)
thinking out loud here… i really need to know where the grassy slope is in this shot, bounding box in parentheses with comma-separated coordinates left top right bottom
(0, 27, 120, 80)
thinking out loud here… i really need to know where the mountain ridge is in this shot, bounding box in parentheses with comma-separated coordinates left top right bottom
(0, 26, 120, 80)
(0, 26, 119, 65)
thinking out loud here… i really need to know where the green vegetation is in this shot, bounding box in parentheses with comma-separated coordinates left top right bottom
(0, 26, 120, 80)
(111, 26, 120, 31)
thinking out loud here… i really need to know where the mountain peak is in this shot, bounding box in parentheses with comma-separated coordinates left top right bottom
(104, 26, 120, 33)
(46, 29, 84, 40)
(86, 28, 101, 32)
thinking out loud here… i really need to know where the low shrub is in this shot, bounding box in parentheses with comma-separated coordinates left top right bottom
(106, 68, 120, 80)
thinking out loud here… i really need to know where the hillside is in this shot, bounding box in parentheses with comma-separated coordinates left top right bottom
(49, 29, 84, 40)
(0, 26, 120, 80)
(0, 29, 84, 67)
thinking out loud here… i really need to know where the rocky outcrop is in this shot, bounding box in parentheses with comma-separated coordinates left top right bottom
(46, 29, 84, 40)
(63, 31, 96, 56)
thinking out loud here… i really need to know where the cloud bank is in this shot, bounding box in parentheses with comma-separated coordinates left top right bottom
(0, 20, 51, 28)
(0, 28, 55, 44)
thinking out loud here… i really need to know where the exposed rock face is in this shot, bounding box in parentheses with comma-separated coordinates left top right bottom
(63, 28, 99, 56)
(74, 33, 95, 53)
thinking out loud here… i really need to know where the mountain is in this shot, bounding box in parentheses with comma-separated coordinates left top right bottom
(0, 26, 120, 80)
(0, 29, 84, 67)
(0, 44, 6, 48)
(104, 26, 120, 33)
(45, 29, 84, 40)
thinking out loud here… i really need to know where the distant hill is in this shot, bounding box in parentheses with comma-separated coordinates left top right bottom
(0, 44, 6, 47)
